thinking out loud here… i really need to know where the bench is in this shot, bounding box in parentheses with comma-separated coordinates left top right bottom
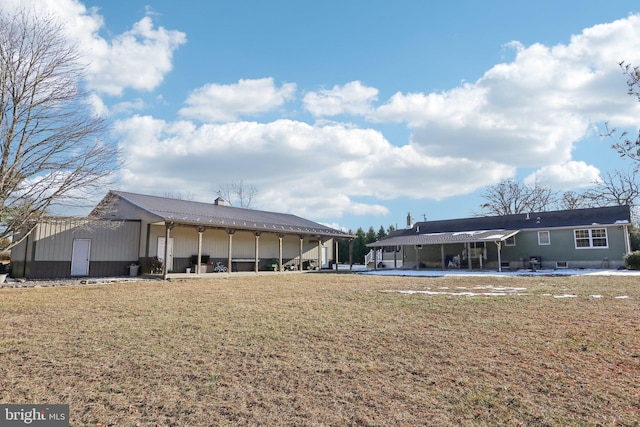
(231, 258, 259, 272)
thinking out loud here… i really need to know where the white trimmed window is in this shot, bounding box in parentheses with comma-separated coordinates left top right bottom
(574, 228, 608, 249)
(537, 231, 550, 245)
(505, 235, 516, 246)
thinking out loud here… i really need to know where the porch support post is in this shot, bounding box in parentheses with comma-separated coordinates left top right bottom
(278, 234, 284, 272)
(197, 226, 205, 274)
(254, 232, 261, 273)
(467, 242, 472, 270)
(394, 246, 398, 269)
(317, 236, 322, 270)
(496, 241, 502, 273)
(414, 245, 419, 269)
(349, 238, 354, 271)
(227, 229, 235, 273)
(299, 235, 304, 270)
(440, 244, 445, 269)
(163, 222, 174, 280)
(335, 239, 339, 270)
(373, 247, 378, 270)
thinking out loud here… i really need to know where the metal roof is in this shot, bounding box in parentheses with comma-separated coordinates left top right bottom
(105, 190, 353, 238)
(369, 205, 631, 247)
(368, 229, 520, 247)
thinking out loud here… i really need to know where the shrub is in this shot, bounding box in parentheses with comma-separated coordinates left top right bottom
(624, 251, 640, 269)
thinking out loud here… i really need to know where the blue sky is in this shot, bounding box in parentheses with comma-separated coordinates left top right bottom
(3, 1, 640, 232)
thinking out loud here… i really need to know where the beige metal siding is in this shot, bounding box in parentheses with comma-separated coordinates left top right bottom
(31, 219, 140, 261)
(147, 224, 334, 261)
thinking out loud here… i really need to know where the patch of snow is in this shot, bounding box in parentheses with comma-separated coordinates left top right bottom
(590, 295, 603, 299)
(614, 296, 630, 299)
(553, 294, 577, 299)
(381, 285, 530, 298)
(356, 267, 640, 278)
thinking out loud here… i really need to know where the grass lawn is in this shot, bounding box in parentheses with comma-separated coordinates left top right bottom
(0, 273, 639, 426)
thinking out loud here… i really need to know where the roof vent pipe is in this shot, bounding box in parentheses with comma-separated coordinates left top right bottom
(407, 212, 413, 229)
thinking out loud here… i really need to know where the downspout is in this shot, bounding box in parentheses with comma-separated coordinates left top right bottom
(624, 224, 631, 255)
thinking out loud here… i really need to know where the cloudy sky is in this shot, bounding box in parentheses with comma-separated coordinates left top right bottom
(3, 0, 640, 232)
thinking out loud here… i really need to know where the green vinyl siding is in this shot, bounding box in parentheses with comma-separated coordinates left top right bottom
(501, 226, 627, 263)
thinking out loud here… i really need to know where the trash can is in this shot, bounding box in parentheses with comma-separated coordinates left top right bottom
(128, 264, 139, 276)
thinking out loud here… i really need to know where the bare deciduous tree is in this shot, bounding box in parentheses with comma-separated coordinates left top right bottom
(605, 62, 640, 166)
(581, 169, 639, 209)
(556, 190, 589, 210)
(0, 9, 117, 250)
(477, 179, 556, 216)
(216, 179, 258, 208)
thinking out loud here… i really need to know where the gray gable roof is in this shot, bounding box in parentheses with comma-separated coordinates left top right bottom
(102, 190, 352, 238)
(415, 205, 631, 233)
(370, 205, 631, 247)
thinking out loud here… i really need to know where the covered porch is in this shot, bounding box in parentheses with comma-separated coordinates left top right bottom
(145, 220, 353, 278)
(366, 229, 520, 273)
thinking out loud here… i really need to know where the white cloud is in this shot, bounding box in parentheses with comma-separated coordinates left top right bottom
(370, 14, 640, 170)
(109, 14, 640, 219)
(303, 81, 378, 117)
(112, 116, 514, 218)
(524, 161, 601, 190)
(85, 16, 186, 96)
(8, 3, 640, 221)
(0, 0, 186, 97)
(179, 78, 297, 122)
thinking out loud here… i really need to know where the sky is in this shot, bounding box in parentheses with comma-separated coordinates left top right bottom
(2, 0, 640, 232)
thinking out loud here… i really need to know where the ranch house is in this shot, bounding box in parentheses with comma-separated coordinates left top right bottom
(366, 205, 632, 271)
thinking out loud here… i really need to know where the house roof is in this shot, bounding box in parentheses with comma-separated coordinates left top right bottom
(368, 205, 631, 247)
(99, 190, 353, 238)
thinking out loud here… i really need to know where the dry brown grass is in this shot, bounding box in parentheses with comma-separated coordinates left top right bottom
(0, 273, 639, 426)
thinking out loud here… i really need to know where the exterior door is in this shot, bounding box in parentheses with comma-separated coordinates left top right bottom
(71, 239, 91, 276)
(157, 237, 174, 272)
(322, 246, 329, 268)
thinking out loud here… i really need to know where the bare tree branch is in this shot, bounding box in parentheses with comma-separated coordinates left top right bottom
(216, 179, 258, 208)
(0, 9, 118, 250)
(581, 169, 639, 210)
(605, 62, 640, 166)
(476, 179, 556, 216)
(557, 190, 589, 210)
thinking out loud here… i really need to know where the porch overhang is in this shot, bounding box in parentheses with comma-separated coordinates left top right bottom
(151, 218, 354, 239)
(366, 229, 520, 248)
